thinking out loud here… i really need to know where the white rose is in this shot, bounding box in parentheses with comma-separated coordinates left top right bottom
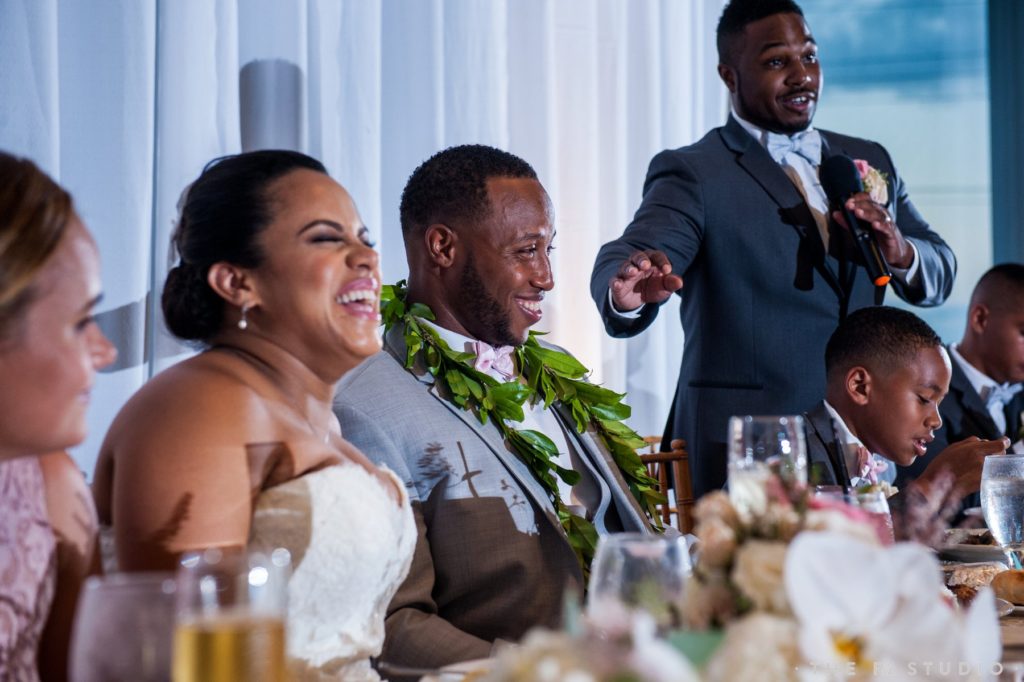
(804, 509, 879, 547)
(704, 613, 803, 682)
(695, 516, 737, 569)
(681, 574, 735, 629)
(694, 490, 741, 529)
(731, 540, 790, 614)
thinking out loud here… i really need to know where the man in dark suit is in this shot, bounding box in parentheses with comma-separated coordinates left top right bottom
(589, 0, 956, 497)
(802, 306, 1006, 511)
(897, 264, 1024, 496)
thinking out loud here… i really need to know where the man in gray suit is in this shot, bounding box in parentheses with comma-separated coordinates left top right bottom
(335, 145, 651, 673)
(590, 0, 956, 498)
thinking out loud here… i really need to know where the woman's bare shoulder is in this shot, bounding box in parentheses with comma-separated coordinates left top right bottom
(107, 352, 271, 446)
(38, 452, 96, 557)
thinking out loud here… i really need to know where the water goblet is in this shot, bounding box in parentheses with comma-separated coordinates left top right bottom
(586, 533, 692, 632)
(172, 547, 291, 682)
(69, 572, 177, 682)
(981, 454, 1024, 568)
(728, 415, 808, 518)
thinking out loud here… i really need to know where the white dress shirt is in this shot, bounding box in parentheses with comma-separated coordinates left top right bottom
(949, 343, 1023, 451)
(823, 400, 897, 487)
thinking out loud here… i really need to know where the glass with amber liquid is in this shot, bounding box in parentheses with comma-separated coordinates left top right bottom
(172, 547, 291, 682)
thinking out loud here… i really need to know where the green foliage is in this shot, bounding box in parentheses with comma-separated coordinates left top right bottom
(382, 285, 665, 573)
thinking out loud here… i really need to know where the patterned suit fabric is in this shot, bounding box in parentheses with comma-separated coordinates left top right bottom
(333, 326, 649, 672)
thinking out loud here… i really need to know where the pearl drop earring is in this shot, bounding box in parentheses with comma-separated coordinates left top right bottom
(238, 304, 251, 330)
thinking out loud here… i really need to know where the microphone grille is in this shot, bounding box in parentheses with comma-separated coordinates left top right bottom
(819, 154, 864, 202)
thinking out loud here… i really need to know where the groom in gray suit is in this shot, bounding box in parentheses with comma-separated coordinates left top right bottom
(590, 0, 957, 498)
(335, 145, 651, 673)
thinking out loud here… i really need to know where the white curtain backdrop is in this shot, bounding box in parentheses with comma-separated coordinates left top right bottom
(0, 0, 726, 477)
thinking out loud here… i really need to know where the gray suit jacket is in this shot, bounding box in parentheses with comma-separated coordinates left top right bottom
(333, 326, 650, 671)
(590, 116, 956, 498)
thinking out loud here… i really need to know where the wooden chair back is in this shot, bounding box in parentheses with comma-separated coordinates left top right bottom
(638, 437, 694, 533)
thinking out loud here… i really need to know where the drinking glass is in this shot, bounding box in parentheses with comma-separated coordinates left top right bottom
(172, 547, 291, 682)
(69, 572, 177, 682)
(854, 489, 895, 545)
(586, 533, 692, 631)
(981, 454, 1024, 568)
(728, 415, 807, 518)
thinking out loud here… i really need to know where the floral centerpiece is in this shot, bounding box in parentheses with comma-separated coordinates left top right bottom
(482, 600, 699, 682)
(686, 477, 1001, 682)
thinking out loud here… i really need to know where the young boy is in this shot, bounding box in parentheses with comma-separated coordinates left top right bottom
(804, 306, 1008, 506)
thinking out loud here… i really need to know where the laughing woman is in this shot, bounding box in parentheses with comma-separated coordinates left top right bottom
(0, 152, 117, 681)
(92, 151, 414, 680)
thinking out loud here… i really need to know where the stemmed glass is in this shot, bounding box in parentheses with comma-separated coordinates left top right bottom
(69, 572, 177, 682)
(980, 454, 1024, 568)
(586, 533, 692, 631)
(728, 415, 808, 518)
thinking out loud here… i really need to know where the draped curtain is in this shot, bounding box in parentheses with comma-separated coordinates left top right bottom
(0, 0, 726, 476)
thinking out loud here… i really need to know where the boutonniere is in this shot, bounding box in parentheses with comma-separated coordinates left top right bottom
(853, 159, 889, 205)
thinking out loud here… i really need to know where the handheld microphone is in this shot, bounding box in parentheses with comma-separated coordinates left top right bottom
(819, 155, 892, 287)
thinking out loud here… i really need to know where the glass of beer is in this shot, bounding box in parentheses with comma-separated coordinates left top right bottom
(172, 547, 291, 682)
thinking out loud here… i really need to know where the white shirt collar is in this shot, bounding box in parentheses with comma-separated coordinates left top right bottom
(730, 109, 817, 149)
(948, 342, 999, 399)
(420, 320, 477, 355)
(823, 400, 864, 448)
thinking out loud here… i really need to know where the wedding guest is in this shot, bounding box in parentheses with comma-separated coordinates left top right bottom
(590, 0, 956, 499)
(0, 151, 116, 681)
(898, 264, 1024, 497)
(92, 150, 414, 680)
(803, 306, 1007, 508)
(334, 144, 655, 675)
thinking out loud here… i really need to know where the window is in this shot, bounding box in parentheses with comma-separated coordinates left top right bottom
(802, 0, 990, 342)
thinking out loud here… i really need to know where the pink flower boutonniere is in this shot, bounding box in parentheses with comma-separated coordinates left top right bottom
(853, 159, 889, 205)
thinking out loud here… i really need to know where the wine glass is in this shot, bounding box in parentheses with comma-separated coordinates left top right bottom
(69, 572, 177, 682)
(728, 415, 807, 518)
(172, 547, 291, 682)
(586, 533, 692, 631)
(981, 454, 1024, 568)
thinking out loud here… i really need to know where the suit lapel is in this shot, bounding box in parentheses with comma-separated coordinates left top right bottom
(722, 118, 845, 302)
(948, 356, 1000, 438)
(550, 404, 650, 532)
(383, 326, 566, 535)
(804, 401, 850, 488)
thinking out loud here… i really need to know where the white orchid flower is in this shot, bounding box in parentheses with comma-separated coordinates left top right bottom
(784, 532, 1000, 681)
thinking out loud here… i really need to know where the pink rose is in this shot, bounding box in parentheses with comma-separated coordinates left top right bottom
(853, 159, 889, 204)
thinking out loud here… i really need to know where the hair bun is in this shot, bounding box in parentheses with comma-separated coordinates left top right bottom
(161, 262, 223, 342)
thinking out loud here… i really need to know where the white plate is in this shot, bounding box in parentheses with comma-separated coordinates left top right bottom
(940, 529, 1007, 564)
(423, 658, 493, 682)
(997, 597, 1014, 618)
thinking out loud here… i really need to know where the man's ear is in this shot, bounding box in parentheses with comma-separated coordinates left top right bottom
(424, 224, 458, 269)
(207, 262, 258, 308)
(845, 366, 872, 406)
(967, 302, 989, 335)
(718, 63, 737, 93)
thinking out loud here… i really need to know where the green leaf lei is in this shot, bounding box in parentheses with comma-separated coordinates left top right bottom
(381, 281, 665, 574)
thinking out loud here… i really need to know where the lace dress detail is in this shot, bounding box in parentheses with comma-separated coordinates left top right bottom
(0, 457, 56, 682)
(248, 464, 415, 681)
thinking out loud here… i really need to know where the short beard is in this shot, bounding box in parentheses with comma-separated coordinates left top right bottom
(458, 253, 520, 347)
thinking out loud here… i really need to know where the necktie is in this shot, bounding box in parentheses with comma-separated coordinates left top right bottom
(984, 383, 1023, 413)
(472, 340, 516, 380)
(766, 129, 823, 166)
